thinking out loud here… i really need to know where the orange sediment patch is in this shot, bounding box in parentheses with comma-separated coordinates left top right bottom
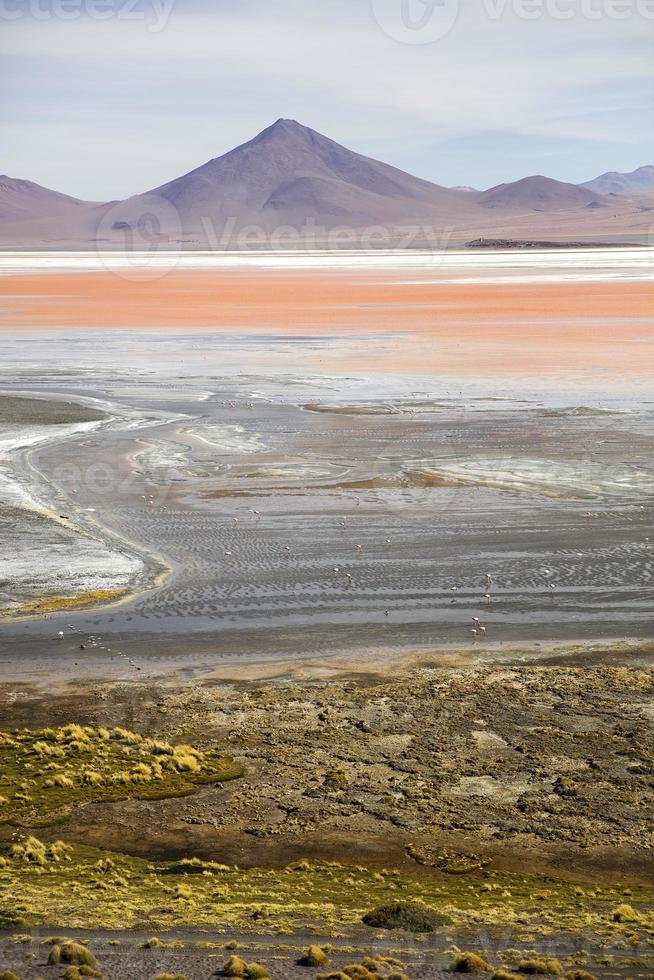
(0, 588, 126, 619)
(2, 269, 653, 380)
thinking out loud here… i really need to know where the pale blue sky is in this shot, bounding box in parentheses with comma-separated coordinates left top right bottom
(2, 0, 653, 199)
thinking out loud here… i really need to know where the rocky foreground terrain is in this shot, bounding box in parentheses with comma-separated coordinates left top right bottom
(35, 658, 653, 880)
(1, 654, 653, 977)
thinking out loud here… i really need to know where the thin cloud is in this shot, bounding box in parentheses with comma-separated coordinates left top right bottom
(1, 0, 653, 197)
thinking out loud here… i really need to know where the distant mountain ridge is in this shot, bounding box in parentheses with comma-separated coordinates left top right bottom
(478, 175, 602, 211)
(581, 164, 654, 195)
(1, 120, 652, 245)
(0, 174, 91, 223)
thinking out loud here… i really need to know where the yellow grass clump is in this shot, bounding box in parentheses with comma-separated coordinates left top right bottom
(10, 836, 72, 866)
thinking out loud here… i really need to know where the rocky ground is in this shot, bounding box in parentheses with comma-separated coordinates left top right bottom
(1, 658, 653, 978)
(11, 660, 650, 881)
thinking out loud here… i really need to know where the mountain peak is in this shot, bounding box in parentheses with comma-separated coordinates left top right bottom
(270, 117, 305, 131)
(252, 118, 316, 143)
(142, 117, 466, 233)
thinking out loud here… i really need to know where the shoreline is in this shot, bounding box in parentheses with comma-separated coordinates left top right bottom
(1, 635, 653, 692)
(0, 391, 172, 619)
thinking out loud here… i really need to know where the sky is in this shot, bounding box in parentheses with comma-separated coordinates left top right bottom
(1, 0, 653, 200)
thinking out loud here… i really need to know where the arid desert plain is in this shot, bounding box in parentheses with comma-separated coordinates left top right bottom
(0, 247, 653, 979)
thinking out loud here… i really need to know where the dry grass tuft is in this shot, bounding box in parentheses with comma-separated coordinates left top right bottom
(451, 951, 492, 973)
(47, 941, 98, 967)
(298, 945, 330, 967)
(518, 958, 562, 975)
(221, 955, 249, 977)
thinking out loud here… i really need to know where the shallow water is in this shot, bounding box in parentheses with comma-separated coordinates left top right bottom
(0, 327, 652, 676)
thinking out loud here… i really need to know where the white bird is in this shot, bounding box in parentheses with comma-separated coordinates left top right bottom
(57, 631, 64, 640)
(356, 544, 363, 552)
(472, 616, 480, 624)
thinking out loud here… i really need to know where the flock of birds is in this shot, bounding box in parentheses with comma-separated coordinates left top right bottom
(51, 487, 595, 660)
(56, 622, 141, 673)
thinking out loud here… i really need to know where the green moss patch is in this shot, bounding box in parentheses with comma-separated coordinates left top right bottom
(362, 901, 450, 932)
(0, 725, 242, 827)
